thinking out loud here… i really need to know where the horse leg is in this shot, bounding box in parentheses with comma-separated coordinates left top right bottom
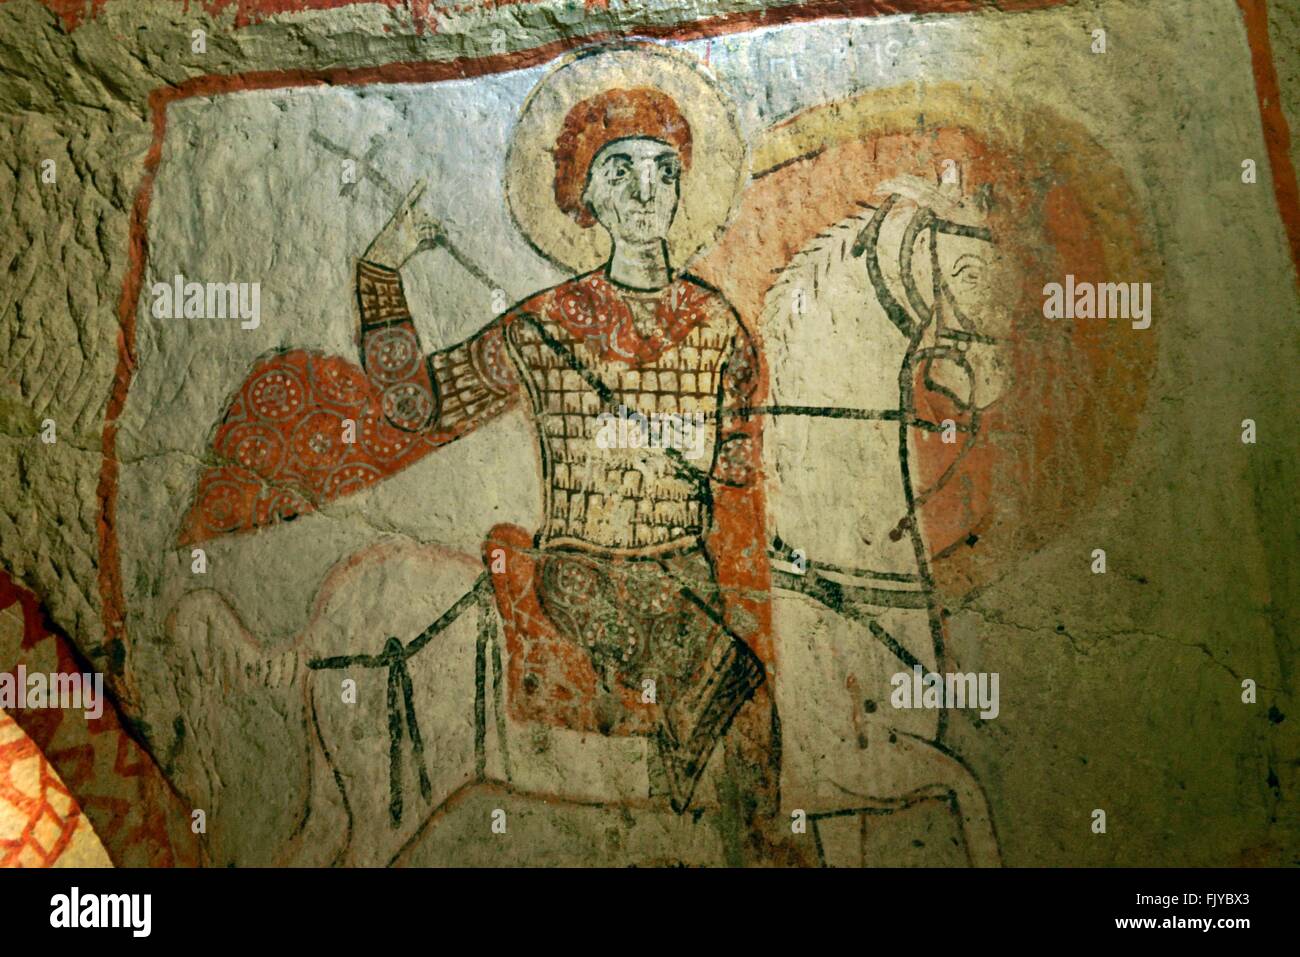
(148, 589, 313, 867)
(306, 606, 484, 866)
(886, 731, 1001, 867)
(811, 813, 865, 867)
(294, 544, 491, 866)
(275, 682, 353, 867)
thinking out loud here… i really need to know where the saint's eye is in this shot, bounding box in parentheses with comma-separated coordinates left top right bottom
(658, 160, 680, 184)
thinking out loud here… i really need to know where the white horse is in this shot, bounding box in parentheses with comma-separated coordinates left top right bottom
(756, 189, 1003, 867)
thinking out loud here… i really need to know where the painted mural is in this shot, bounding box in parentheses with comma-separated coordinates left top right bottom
(1, 0, 1295, 870)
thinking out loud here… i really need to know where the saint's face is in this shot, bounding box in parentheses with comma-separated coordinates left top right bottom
(584, 137, 682, 246)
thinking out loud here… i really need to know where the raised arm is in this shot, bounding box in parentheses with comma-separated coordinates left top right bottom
(356, 181, 520, 441)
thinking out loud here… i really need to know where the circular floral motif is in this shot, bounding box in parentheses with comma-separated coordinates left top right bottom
(359, 408, 419, 462)
(541, 553, 604, 605)
(472, 329, 519, 396)
(290, 410, 349, 471)
(363, 327, 421, 383)
(197, 479, 251, 535)
(549, 278, 618, 333)
(248, 367, 306, 421)
(310, 355, 370, 408)
(381, 383, 434, 433)
(219, 423, 285, 476)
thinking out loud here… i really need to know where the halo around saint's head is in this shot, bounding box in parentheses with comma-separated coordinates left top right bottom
(506, 41, 748, 276)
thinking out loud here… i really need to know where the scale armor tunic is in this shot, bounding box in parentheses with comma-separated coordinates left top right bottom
(356, 261, 765, 810)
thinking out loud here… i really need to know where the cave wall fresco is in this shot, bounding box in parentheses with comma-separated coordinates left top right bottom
(0, 0, 1297, 867)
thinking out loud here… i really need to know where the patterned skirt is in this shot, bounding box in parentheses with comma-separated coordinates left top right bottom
(536, 543, 764, 811)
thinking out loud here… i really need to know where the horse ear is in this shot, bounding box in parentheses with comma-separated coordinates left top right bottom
(854, 197, 919, 340)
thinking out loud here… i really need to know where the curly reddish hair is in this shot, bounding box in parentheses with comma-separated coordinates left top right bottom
(552, 87, 692, 227)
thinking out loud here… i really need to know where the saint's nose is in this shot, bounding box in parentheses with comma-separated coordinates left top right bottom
(632, 163, 657, 203)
